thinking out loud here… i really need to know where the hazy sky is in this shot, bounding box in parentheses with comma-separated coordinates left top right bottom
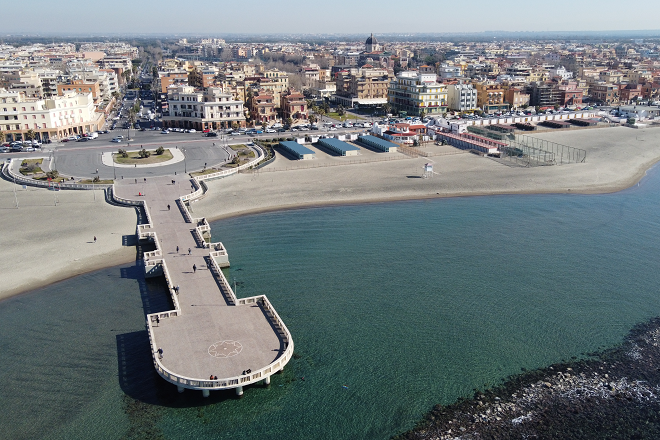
(5, 0, 660, 35)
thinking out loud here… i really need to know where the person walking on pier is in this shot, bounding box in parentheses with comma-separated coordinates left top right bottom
(176, 245, 179, 253)
(167, 204, 170, 211)
(93, 236, 96, 243)
(188, 247, 191, 255)
(193, 264, 197, 273)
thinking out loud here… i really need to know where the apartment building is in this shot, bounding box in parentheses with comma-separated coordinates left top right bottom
(334, 66, 390, 107)
(447, 83, 477, 112)
(0, 88, 101, 141)
(280, 88, 307, 121)
(249, 90, 277, 123)
(388, 71, 447, 117)
(504, 86, 530, 109)
(474, 82, 509, 113)
(163, 85, 246, 130)
(589, 83, 619, 104)
(57, 79, 102, 103)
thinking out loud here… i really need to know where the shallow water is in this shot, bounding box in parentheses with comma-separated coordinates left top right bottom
(2, 166, 660, 439)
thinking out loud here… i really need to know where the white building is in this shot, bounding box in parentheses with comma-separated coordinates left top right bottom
(0, 88, 102, 141)
(388, 71, 448, 116)
(447, 84, 478, 112)
(548, 66, 573, 81)
(163, 85, 246, 130)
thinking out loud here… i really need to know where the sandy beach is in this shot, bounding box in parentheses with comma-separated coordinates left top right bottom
(1, 126, 659, 300)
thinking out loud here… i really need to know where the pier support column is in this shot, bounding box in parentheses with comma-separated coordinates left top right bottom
(202, 389, 210, 398)
(177, 385, 184, 393)
(263, 376, 270, 385)
(235, 386, 243, 396)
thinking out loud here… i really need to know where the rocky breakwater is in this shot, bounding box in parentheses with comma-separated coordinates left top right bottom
(395, 318, 660, 439)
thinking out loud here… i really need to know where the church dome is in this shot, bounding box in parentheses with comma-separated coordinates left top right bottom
(366, 33, 377, 46)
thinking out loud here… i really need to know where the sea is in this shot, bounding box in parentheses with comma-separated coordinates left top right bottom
(2, 164, 660, 439)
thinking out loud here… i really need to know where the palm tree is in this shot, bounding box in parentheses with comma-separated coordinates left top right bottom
(127, 109, 137, 140)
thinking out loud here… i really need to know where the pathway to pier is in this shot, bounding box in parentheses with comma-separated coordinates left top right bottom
(114, 176, 288, 393)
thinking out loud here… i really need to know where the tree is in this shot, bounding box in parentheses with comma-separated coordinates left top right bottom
(155, 146, 164, 155)
(231, 122, 239, 131)
(127, 109, 137, 140)
(285, 117, 293, 127)
(46, 170, 59, 179)
(382, 103, 392, 115)
(309, 114, 317, 124)
(118, 148, 128, 158)
(139, 149, 151, 158)
(337, 104, 345, 116)
(419, 110, 426, 121)
(261, 122, 267, 131)
(0, 131, 4, 143)
(25, 129, 36, 141)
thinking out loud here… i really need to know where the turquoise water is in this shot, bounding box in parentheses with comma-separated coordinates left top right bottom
(2, 167, 660, 439)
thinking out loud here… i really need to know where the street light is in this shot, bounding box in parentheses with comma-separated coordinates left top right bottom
(182, 148, 187, 174)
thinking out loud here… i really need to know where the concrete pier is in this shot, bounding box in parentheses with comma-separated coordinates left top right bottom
(112, 169, 293, 397)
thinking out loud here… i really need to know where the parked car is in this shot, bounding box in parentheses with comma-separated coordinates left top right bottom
(77, 137, 90, 142)
(161, 130, 169, 134)
(186, 129, 197, 133)
(206, 132, 218, 137)
(265, 128, 276, 133)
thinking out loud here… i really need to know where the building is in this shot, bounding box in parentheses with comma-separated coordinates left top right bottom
(365, 34, 381, 53)
(249, 90, 277, 124)
(162, 85, 246, 131)
(388, 71, 447, 117)
(280, 88, 307, 121)
(158, 71, 189, 93)
(447, 83, 478, 112)
(334, 67, 390, 107)
(0, 88, 101, 141)
(589, 83, 619, 104)
(620, 83, 643, 103)
(57, 80, 101, 103)
(474, 82, 509, 113)
(527, 82, 561, 108)
(504, 87, 530, 109)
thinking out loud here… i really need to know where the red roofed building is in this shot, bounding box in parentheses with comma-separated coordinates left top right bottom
(280, 88, 307, 121)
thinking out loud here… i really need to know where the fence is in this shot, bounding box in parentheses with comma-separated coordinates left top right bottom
(512, 134, 587, 165)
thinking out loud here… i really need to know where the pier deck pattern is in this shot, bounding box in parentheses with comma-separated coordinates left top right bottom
(115, 177, 284, 383)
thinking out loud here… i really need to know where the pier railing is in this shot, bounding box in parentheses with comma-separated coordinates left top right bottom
(145, 293, 294, 391)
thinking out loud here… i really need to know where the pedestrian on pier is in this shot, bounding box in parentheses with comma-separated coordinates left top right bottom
(93, 236, 97, 243)
(167, 204, 170, 211)
(156, 316, 160, 326)
(144, 178, 146, 182)
(188, 247, 191, 255)
(157, 347, 163, 359)
(175, 285, 179, 294)
(176, 245, 179, 253)
(193, 264, 197, 273)
(135, 178, 137, 184)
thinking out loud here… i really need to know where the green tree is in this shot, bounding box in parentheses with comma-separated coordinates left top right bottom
(0, 131, 5, 143)
(231, 122, 239, 131)
(46, 170, 59, 179)
(25, 129, 36, 141)
(127, 109, 137, 140)
(382, 103, 392, 115)
(309, 114, 317, 124)
(118, 148, 128, 158)
(155, 146, 164, 155)
(285, 117, 293, 127)
(337, 104, 345, 116)
(139, 149, 151, 158)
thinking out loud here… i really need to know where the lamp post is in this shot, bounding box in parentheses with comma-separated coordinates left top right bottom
(182, 148, 187, 174)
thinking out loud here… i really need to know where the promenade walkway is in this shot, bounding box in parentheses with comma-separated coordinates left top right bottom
(114, 175, 292, 396)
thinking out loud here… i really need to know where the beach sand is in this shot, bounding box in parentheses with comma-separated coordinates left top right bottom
(1, 126, 659, 300)
(0, 181, 137, 300)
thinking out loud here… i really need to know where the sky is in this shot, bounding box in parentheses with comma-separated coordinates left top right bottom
(4, 0, 660, 36)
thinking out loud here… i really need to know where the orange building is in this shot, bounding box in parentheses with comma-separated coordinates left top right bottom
(57, 80, 101, 102)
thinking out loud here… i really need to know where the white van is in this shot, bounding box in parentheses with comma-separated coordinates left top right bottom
(88, 132, 98, 139)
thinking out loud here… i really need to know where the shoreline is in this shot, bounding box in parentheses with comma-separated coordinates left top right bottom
(393, 316, 660, 439)
(3, 126, 660, 301)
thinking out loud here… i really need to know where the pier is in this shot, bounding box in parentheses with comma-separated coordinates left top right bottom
(111, 149, 293, 397)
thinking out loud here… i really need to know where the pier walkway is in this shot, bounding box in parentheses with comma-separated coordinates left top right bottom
(112, 160, 293, 397)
